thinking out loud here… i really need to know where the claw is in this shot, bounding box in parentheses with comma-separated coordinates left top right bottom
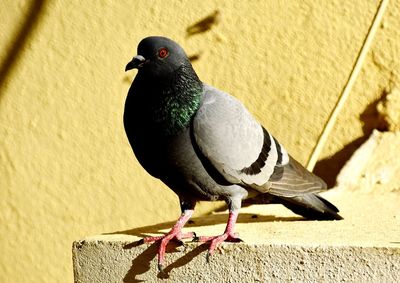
(176, 240, 187, 252)
(206, 251, 211, 263)
(192, 232, 199, 242)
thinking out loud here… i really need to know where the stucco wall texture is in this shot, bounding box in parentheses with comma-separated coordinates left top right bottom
(0, 1, 399, 282)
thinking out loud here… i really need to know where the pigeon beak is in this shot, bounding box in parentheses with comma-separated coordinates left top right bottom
(125, 55, 146, 71)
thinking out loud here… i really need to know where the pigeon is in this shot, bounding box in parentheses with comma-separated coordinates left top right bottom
(124, 36, 342, 271)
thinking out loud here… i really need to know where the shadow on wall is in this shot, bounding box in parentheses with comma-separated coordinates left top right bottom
(0, 0, 47, 98)
(186, 10, 221, 63)
(314, 90, 390, 187)
(186, 10, 220, 37)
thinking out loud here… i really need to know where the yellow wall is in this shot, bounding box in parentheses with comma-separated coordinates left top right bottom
(1, 1, 399, 282)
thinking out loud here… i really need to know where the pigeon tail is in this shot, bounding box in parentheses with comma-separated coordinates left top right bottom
(277, 194, 343, 220)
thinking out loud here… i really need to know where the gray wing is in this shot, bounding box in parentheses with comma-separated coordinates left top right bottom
(268, 155, 327, 197)
(193, 84, 327, 195)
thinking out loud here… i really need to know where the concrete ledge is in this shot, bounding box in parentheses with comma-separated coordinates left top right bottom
(73, 191, 400, 282)
(73, 236, 399, 282)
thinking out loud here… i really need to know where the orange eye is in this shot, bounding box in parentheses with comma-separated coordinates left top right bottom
(158, 48, 168, 58)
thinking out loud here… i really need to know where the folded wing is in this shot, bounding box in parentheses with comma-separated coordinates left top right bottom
(193, 84, 327, 196)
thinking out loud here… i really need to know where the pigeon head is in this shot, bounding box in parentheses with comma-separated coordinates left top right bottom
(125, 36, 203, 135)
(125, 36, 190, 79)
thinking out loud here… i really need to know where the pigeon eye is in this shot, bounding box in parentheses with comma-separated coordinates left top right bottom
(158, 48, 169, 58)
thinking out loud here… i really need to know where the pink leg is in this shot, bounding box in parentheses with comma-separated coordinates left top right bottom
(197, 210, 242, 258)
(141, 210, 194, 270)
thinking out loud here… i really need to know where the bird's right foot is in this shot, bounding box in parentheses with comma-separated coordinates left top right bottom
(138, 210, 195, 272)
(140, 230, 196, 271)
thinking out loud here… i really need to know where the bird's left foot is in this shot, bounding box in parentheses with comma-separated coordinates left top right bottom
(194, 232, 243, 261)
(193, 210, 242, 261)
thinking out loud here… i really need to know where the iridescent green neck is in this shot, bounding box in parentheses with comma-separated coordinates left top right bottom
(151, 64, 203, 136)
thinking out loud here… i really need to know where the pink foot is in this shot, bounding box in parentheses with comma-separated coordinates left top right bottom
(195, 211, 242, 261)
(140, 210, 194, 271)
(197, 232, 242, 260)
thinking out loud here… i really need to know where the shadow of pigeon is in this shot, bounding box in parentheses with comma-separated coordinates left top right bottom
(157, 244, 209, 279)
(122, 242, 158, 283)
